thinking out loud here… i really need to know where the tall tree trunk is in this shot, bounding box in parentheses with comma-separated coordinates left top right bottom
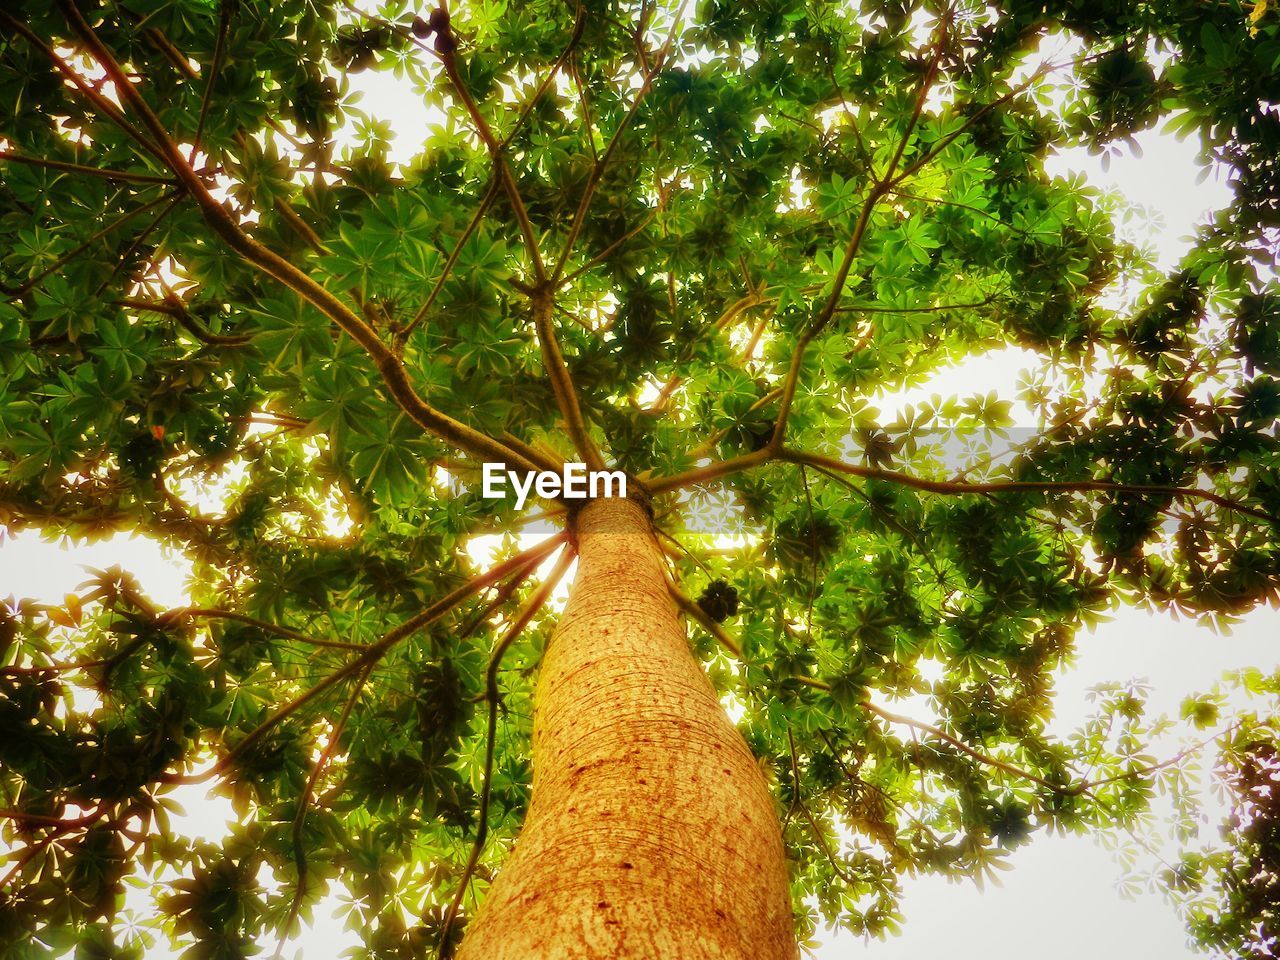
(457, 495, 797, 959)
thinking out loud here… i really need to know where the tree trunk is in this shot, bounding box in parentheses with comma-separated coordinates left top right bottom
(456, 494, 797, 959)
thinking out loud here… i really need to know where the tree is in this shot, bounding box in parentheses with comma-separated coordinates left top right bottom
(1, 0, 1279, 957)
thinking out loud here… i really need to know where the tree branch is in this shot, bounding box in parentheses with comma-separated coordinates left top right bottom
(397, 175, 500, 349)
(167, 608, 371, 651)
(0, 150, 175, 185)
(678, 586, 1248, 800)
(119, 294, 251, 347)
(782, 447, 1277, 524)
(7, 189, 180, 301)
(160, 533, 566, 786)
(436, 18, 548, 283)
(549, 1, 688, 285)
(52, 0, 540, 475)
(274, 660, 372, 960)
(531, 286, 606, 471)
(669, 583, 742, 658)
(0, 10, 169, 165)
(190, 0, 233, 163)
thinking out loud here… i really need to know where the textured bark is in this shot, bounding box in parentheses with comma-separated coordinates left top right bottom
(457, 495, 797, 959)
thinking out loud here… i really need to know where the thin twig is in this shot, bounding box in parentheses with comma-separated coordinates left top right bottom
(190, 0, 233, 164)
(8, 189, 180, 300)
(274, 660, 372, 960)
(0, 150, 175, 185)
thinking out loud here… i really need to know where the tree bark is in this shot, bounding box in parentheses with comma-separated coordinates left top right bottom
(456, 494, 797, 959)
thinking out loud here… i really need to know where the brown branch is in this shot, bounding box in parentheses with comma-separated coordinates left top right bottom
(437, 26, 547, 282)
(190, 0, 232, 163)
(887, 50, 1105, 189)
(646, 447, 774, 495)
(678, 609, 1077, 797)
(531, 286, 606, 470)
(681, 385, 782, 463)
(272, 198, 328, 255)
(52, 0, 539, 475)
(767, 184, 884, 447)
(0, 807, 101, 828)
(770, 13, 953, 449)
(549, 1, 688, 284)
(1072, 722, 1242, 794)
(0, 631, 146, 679)
(678, 586, 1247, 799)
(167, 608, 370, 650)
(670, 583, 741, 658)
(862, 701, 1071, 795)
(786, 729, 861, 887)
(95, 193, 184, 298)
(0, 9, 169, 165)
(834, 294, 996, 315)
(426, 11, 604, 469)
(121, 293, 250, 347)
(887, 187, 1054, 238)
(782, 447, 1277, 524)
(500, 430, 566, 475)
(499, 3, 588, 151)
(0, 150, 175, 185)
(558, 208, 656, 286)
(397, 176, 500, 349)
(647, 441, 1275, 525)
(646, 288, 768, 412)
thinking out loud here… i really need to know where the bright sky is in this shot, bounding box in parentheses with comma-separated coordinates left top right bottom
(1, 17, 1274, 960)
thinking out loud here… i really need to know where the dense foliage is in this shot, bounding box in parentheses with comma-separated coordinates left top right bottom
(1, 0, 1279, 957)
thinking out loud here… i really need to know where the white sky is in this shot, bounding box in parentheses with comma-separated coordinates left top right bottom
(1, 24, 1274, 960)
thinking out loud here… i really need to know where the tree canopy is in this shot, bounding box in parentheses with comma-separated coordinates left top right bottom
(1, 0, 1279, 957)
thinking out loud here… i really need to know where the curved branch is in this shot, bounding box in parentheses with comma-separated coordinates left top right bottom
(678, 594, 1246, 800)
(768, 13, 953, 448)
(646, 447, 774, 495)
(834, 294, 997, 315)
(549, 2, 688, 285)
(647, 443, 1274, 526)
(190, 0, 232, 163)
(862, 701, 1071, 795)
(274, 660, 372, 960)
(785, 729, 861, 887)
(436, 21, 547, 282)
(0, 10, 169, 165)
(398, 175, 499, 349)
(119, 294, 251, 347)
(669, 583, 741, 658)
(7, 189, 180, 301)
(500, 430, 567, 475)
